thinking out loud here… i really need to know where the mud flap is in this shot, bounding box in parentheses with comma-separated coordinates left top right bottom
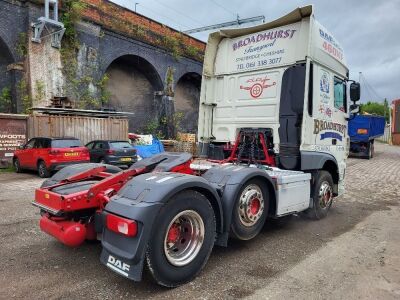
(100, 248, 144, 281)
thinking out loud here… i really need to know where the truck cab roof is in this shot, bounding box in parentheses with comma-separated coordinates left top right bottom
(203, 5, 348, 79)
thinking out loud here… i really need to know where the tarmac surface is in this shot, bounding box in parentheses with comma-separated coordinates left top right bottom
(0, 143, 399, 299)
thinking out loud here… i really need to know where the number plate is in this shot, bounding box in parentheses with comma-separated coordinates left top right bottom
(120, 157, 132, 162)
(64, 152, 79, 157)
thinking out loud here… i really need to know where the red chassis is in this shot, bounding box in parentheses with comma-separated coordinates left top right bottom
(33, 129, 275, 248)
(33, 155, 194, 247)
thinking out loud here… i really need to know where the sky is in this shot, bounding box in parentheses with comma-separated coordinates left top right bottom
(112, 0, 400, 103)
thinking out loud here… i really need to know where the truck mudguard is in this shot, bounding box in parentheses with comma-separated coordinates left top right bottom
(100, 172, 222, 281)
(300, 151, 338, 171)
(202, 165, 276, 246)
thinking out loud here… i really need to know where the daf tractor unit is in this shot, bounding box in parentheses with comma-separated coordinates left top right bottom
(32, 5, 360, 287)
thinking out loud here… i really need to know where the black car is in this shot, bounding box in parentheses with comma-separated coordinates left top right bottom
(85, 140, 137, 166)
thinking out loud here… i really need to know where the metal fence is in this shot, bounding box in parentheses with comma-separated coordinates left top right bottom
(376, 124, 391, 143)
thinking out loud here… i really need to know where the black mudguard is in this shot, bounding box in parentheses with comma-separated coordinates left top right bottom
(202, 165, 276, 246)
(100, 172, 222, 282)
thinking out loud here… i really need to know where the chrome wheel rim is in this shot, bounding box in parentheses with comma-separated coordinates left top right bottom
(164, 210, 205, 267)
(319, 181, 333, 208)
(238, 184, 264, 227)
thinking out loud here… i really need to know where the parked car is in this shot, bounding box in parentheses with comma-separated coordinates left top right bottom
(85, 140, 137, 166)
(13, 137, 90, 178)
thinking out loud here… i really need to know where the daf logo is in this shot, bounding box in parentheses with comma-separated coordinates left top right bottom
(107, 255, 130, 272)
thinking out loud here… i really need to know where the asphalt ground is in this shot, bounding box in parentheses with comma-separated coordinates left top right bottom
(0, 143, 399, 299)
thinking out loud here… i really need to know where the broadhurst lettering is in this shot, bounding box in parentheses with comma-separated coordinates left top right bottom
(233, 29, 297, 51)
(313, 119, 347, 136)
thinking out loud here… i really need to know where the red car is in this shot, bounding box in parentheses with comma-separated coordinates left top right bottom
(13, 137, 90, 178)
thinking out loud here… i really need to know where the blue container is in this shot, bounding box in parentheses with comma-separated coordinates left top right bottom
(348, 115, 385, 142)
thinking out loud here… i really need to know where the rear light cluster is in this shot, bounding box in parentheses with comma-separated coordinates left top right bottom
(107, 149, 115, 155)
(49, 149, 60, 155)
(357, 129, 368, 134)
(106, 214, 137, 237)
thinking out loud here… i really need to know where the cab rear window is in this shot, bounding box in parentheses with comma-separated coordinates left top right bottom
(51, 139, 82, 148)
(110, 142, 133, 149)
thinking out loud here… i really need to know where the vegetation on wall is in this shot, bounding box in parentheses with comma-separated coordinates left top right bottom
(60, 0, 111, 109)
(102, 14, 203, 61)
(0, 87, 12, 113)
(17, 79, 31, 114)
(34, 80, 45, 104)
(143, 111, 185, 139)
(15, 32, 28, 58)
(165, 67, 175, 97)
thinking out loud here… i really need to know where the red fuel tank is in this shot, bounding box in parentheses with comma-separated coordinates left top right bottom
(39, 216, 87, 247)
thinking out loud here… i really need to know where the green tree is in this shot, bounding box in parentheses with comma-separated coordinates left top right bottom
(360, 101, 391, 122)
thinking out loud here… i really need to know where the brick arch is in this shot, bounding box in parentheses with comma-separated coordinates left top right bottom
(0, 33, 16, 112)
(100, 40, 165, 91)
(0, 28, 16, 63)
(103, 54, 164, 132)
(174, 72, 202, 133)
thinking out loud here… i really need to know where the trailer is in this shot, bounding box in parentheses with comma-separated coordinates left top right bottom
(348, 115, 385, 159)
(32, 5, 361, 287)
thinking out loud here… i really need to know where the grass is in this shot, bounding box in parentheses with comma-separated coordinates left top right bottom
(0, 166, 14, 173)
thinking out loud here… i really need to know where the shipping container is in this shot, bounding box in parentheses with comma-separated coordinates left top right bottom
(28, 115, 129, 145)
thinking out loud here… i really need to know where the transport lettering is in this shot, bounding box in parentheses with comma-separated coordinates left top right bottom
(233, 29, 297, 51)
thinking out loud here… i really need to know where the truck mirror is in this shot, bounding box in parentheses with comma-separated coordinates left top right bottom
(350, 82, 360, 102)
(350, 104, 360, 115)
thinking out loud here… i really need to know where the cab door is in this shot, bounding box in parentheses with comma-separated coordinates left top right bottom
(306, 64, 348, 187)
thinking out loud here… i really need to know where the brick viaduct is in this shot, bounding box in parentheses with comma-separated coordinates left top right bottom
(0, 0, 205, 134)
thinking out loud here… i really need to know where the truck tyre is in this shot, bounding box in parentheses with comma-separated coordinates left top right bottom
(304, 171, 333, 220)
(145, 190, 216, 287)
(13, 158, 22, 173)
(38, 161, 50, 178)
(230, 179, 269, 240)
(368, 142, 374, 159)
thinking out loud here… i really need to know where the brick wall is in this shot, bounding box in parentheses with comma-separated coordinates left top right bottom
(27, 3, 65, 107)
(81, 0, 205, 61)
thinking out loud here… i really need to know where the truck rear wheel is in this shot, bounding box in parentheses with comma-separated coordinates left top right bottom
(304, 171, 333, 220)
(230, 179, 268, 240)
(367, 142, 374, 159)
(145, 190, 216, 287)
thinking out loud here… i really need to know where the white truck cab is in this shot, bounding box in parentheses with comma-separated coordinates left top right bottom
(198, 5, 360, 199)
(91, 6, 362, 287)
